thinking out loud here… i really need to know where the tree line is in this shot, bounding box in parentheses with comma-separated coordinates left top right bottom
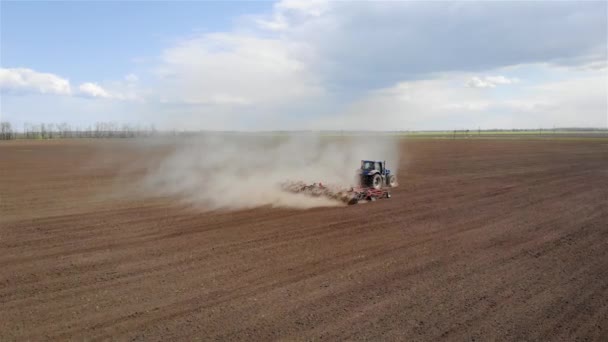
(0, 122, 158, 140)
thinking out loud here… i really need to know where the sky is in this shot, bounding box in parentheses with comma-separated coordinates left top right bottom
(1, 0, 607, 131)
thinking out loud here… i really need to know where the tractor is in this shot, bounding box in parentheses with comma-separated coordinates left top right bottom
(359, 160, 397, 190)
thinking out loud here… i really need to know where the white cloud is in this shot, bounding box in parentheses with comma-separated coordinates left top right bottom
(0, 67, 132, 101)
(144, 31, 327, 129)
(317, 70, 607, 130)
(256, 13, 288, 31)
(466, 75, 519, 88)
(256, 0, 328, 31)
(318, 77, 491, 130)
(0, 68, 71, 95)
(155, 32, 323, 109)
(78, 82, 112, 98)
(511, 75, 607, 127)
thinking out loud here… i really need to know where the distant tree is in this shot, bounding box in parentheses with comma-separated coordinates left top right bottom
(40, 123, 47, 139)
(0, 121, 13, 140)
(57, 122, 70, 138)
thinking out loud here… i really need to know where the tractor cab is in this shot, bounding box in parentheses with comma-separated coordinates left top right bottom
(360, 160, 390, 176)
(361, 160, 378, 172)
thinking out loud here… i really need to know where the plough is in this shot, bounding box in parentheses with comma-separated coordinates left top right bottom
(280, 181, 391, 205)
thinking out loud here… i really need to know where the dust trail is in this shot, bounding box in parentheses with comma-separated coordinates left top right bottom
(140, 132, 400, 211)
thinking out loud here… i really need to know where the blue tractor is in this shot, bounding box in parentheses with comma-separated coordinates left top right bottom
(360, 160, 397, 190)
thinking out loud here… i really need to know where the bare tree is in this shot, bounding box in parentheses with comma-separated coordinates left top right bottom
(0, 122, 13, 140)
(57, 122, 69, 138)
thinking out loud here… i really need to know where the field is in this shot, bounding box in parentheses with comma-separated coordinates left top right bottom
(1, 137, 608, 340)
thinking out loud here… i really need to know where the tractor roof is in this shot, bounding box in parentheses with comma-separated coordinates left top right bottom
(361, 160, 383, 163)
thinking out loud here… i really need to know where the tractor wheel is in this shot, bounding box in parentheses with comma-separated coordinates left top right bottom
(387, 175, 397, 187)
(371, 174, 382, 189)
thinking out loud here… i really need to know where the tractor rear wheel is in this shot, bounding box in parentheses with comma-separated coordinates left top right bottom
(371, 174, 382, 189)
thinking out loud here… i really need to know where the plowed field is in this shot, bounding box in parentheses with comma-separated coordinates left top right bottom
(1, 138, 607, 340)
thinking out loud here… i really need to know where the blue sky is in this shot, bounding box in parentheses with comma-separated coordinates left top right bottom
(1, 1, 607, 130)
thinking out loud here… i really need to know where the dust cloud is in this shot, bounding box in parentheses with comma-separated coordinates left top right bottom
(140, 132, 400, 211)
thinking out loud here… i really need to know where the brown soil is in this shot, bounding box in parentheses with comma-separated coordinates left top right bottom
(1, 138, 607, 341)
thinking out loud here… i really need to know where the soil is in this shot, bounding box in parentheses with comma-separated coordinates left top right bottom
(1, 138, 607, 341)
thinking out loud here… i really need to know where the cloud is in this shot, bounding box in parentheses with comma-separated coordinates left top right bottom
(0, 68, 72, 95)
(509, 75, 608, 128)
(260, 1, 606, 91)
(78, 82, 112, 98)
(317, 77, 491, 131)
(256, 0, 329, 31)
(466, 75, 519, 88)
(154, 32, 323, 110)
(317, 69, 607, 130)
(0, 67, 136, 101)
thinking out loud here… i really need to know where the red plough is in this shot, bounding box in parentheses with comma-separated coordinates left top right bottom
(280, 181, 392, 205)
